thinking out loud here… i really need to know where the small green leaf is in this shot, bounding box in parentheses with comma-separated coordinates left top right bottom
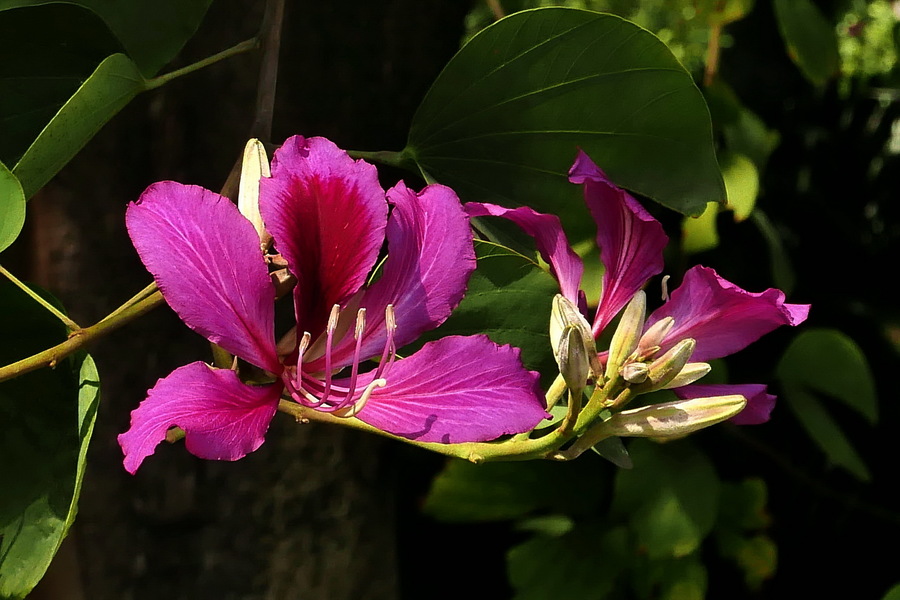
(0, 280, 100, 598)
(774, 0, 840, 86)
(13, 53, 146, 198)
(0, 163, 25, 253)
(721, 152, 758, 221)
(634, 555, 708, 600)
(612, 439, 720, 559)
(407, 7, 724, 237)
(423, 459, 605, 522)
(882, 583, 900, 600)
(780, 383, 870, 481)
(777, 328, 878, 424)
(681, 201, 719, 255)
(508, 522, 629, 600)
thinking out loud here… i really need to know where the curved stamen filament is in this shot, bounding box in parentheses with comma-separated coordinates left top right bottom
(333, 308, 367, 411)
(332, 377, 386, 417)
(372, 304, 397, 381)
(319, 304, 341, 405)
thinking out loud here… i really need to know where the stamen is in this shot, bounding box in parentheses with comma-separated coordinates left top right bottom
(333, 308, 368, 411)
(333, 378, 386, 418)
(294, 331, 311, 388)
(320, 304, 341, 405)
(372, 304, 397, 381)
(661, 274, 671, 302)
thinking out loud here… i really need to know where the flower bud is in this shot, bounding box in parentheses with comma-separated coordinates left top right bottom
(601, 394, 747, 439)
(558, 325, 591, 394)
(550, 294, 600, 380)
(661, 362, 711, 389)
(238, 138, 273, 250)
(630, 338, 696, 394)
(637, 316, 674, 359)
(621, 361, 649, 384)
(605, 291, 646, 381)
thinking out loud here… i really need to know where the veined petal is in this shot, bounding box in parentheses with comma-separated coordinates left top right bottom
(351, 335, 548, 443)
(259, 136, 388, 336)
(118, 362, 282, 473)
(647, 265, 811, 361)
(568, 150, 668, 336)
(674, 383, 776, 425)
(464, 202, 584, 303)
(322, 182, 475, 369)
(127, 181, 279, 372)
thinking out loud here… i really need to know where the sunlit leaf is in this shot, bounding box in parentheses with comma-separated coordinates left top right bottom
(0, 280, 100, 598)
(406, 7, 724, 238)
(773, 0, 840, 86)
(12, 54, 146, 198)
(0, 163, 25, 253)
(682, 201, 719, 255)
(612, 439, 719, 559)
(721, 152, 758, 221)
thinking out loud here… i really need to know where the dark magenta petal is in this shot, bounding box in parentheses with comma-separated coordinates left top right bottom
(118, 362, 282, 473)
(127, 181, 279, 372)
(352, 335, 548, 443)
(647, 265, 811, 361)
(465, 202, 584, 302)
(258, 136, 388, 336)
(674, 383, 776, 425)
(569, 150, 668, 336)
(322, 182, 476, 370)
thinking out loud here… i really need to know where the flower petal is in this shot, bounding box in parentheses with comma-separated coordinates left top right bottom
(568, 150, 668, 336)
(258, 136, 388, 336)
(647, 265, 811, 361)
(118, 362, 282, 473)
(351, 335, 548, 443)
(674, 383, 776, 425)
(322, 182, 476, 369)
(465, 202, 584, 302)
(127, 181, 279, 372)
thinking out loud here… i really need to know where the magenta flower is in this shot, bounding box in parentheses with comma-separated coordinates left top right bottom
(466, 150, 809, 424)
(119, 135, 547, 473)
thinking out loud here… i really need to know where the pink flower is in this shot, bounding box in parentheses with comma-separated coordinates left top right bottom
(119, 136, 547, 473)
(466, 150, 809, 424)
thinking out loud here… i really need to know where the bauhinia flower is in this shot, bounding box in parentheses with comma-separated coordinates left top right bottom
(119, 135, 547, 473)
(466, 150, 810, 424)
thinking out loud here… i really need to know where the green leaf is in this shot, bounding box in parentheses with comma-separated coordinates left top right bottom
(749, 209, 795, 295)
(721, 152, 758, 222)
(0, 0, 212, 77)
(882, 583, 900, 600)
(0, 280, 100, 598)
(612, 439, 720, 559)
(780, 383, 870, 481)
(0, 3, 124, 168)
(412, 240, 559, 381)
(715, 479, 776, 589)
(631, 555, 708, 600)
(0, 163, 25, 253)
(406, 7, 724, 237)
(681, 201, 719, 255)
(508, 522, 629, 600)
(12, 53, 146, 199)
(773, 0, 840, 86)
(777, 328, 878, 424)
(423, 458, 606, 522)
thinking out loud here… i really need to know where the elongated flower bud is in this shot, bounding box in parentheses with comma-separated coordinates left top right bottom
(600, 394, 747, 439)
(630, 338, 696, 394)
(661, 362, 711, 389)
(605, 291, 646, 381)
(550, 294, 601, 380)
(558, 325, 590, 395)
(238, 138, 273, 250)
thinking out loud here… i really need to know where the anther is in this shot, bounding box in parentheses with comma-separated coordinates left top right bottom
(354, 308, 367, 339)
(661, 275, 671, 302)
(327, 304, 341, 334)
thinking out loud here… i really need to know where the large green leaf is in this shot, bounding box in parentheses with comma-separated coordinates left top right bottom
(612, 439, 720, 559)
(773, 0, 840, 86)
(406, 7, 724, 237)
(0, 3, 124, 168)
(0, 280, 100, 598)
(412, 240, 559, 380)
(0, 0, 212, 76)
(12, 54, 146, 199)
(0, 163, 25, 253)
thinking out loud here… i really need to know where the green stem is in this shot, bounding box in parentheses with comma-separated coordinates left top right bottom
(277, 399, 571, 463)
(0, 288, 164, 382)
(97, 281, 158, 324)
(144, 38, 260, 91)
(0, 264, 81, 331)
(346, 150, 407, 169)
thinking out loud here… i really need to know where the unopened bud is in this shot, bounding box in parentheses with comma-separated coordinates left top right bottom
(621, 361, 649, 384)
(601, 394, 747, 439)
(662, 362, 711, 389)
(631, 338, 696, 394)
(558, 325, 590, 394)
(238, 138, 273, 250)
(550, 295, 600, 380)
(637, 316, 674, 359)
(605, 291, 646, 381)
